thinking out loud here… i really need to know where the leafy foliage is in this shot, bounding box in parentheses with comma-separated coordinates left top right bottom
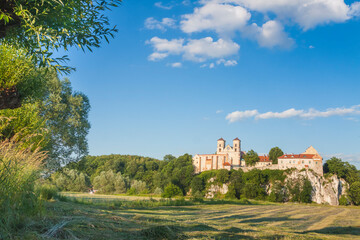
(52, 168, 90, 192)
(244, 149, 259, 166)
(1, 0, 121, 73)
(323, 157, 360, 185)
(162, 183, 183, 198)
(92, 170, 129, 194)
(349, 181, 360, 206)
(269, 147, 284, 164)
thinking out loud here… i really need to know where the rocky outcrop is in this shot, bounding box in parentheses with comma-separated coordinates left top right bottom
(205, 178, 228, 198)
(286, 169, 348, 205)
(202, 170, 348, 205)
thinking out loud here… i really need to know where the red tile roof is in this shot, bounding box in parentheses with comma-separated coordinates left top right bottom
(278, 154, 315, 159)
(259, 155, 272, 162)
(218, 138, 225, 141)
(233, 137, 240, 141)
(223, 162, 231, 166)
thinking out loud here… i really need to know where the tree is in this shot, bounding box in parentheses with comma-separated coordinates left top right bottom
(191, 176, 204, 196)
(1, 0, 121, 73)
(349, 181, 360, 205)
(323, 157, 360, 185)
(300, 178, 312, 203)
(0, 44, 48, 109)
(162, 183, 183, 198)
(269, 147, 284, 164)
(244, 150, 260, 166)
(41, 76, 91, 168)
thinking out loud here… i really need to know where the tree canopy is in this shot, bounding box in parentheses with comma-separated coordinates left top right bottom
(1, 0, 121, 73)
(244, 149, 260, 166)
(269, 147, 284, 164)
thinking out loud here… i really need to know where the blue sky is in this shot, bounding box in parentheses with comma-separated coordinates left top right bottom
(61, 0, 360, 167)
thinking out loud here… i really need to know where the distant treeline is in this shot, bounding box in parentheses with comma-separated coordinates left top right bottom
(49, 154, 360, 205)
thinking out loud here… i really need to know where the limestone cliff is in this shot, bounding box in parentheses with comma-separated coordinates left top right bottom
(285, 169, 348, 205)
(203, 169, 348, 205)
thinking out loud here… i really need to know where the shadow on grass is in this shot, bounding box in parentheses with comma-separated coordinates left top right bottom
(240, 216, 299, 224)
(303, 226, 360, 236)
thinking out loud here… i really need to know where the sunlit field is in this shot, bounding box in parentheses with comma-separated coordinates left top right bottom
(17, 194, 360, 239)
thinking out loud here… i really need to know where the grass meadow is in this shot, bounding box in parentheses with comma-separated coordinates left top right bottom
(15, 193, 360, 240)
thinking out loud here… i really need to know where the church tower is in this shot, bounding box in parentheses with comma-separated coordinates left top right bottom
(233, 138, 241, 152)
(217, 138, 225, 154)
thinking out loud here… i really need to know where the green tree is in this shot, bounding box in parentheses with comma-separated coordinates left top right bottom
(300, 178, 312, 203)
(1, 0, 121, 73)
(161, 183, 183, 198)
(349, 181, 360, 205)
(42, 76, 90, 168)
(323, 157, 360, 185)
(216, 169, 230, 184)
(191, 176, 204, 196)
(269, 147, 284, 164)
(244, 150, 260, 166)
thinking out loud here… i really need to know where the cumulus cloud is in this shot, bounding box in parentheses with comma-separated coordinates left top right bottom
(145, 17, 176, 31)
(245, 20, 294, 48)
(226, 105, 360, 122)
(181, 3, 251, 36)
(146, 0, 360, 65)
(220, 0, 354, 30)
(147, 37, 240, 62)
(183, 37, 240, 62)
(226, 110, 259, 122)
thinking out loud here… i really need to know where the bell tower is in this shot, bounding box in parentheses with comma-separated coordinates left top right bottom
(233, 138, 241, 152)
(217, 138, 225, 154)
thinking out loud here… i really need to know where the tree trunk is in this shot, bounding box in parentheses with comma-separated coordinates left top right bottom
(0, 87, 21, 110)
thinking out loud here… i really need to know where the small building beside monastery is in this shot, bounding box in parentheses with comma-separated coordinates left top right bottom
(193, 138, 323, 175)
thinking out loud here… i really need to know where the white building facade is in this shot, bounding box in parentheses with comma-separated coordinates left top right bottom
(193, 139, 323, 175)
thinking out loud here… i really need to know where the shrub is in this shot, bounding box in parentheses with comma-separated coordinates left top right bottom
(131, 180, 147, 194)
(300, 178, 313, 203)
(153, 187, 163, 195)
(339, 195, 349, 206)
(93, 170, 129, 194)
(162, 183, 183, 198)
(349, 181, 360, 205)
(191, 176, 204, 194)
(53, 168, 90, 192)
(216, 169, 230, 184)
(268, 182, 287, 203)
(36, 184, 58, 200)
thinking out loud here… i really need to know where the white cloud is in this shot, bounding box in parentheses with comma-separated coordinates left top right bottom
(147, 37, 240, 63)
(183, 37, 240, 62)
(181, 3, 251, 36)
(145, 17, 176, 31)
(154, 2, 173, 10)
(309, 45, 315, 49)
(216, 59, 238, 66)
(222, 0, 354, 30)
(147, 37, 184, 54)
(226, 105, 360, 122)
(226, 110, 259, 122)
(170, 62, 182, 68)
(349, 2, 360, 17)
(256, 108, 304, 120)
(245, 20, 294, 48)
(216, 110, 223, 114)
(148, 52, 168, 61)
(209, 63, 215, 68)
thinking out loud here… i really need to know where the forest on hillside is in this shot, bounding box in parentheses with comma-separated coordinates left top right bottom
(46, 154, 360, 206)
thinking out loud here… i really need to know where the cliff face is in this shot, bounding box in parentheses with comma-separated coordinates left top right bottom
(203, 170, 348, 205)
(285, 170, 348, 205)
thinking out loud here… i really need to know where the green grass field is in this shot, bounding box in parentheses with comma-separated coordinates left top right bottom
(16, 193, 360, 240)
